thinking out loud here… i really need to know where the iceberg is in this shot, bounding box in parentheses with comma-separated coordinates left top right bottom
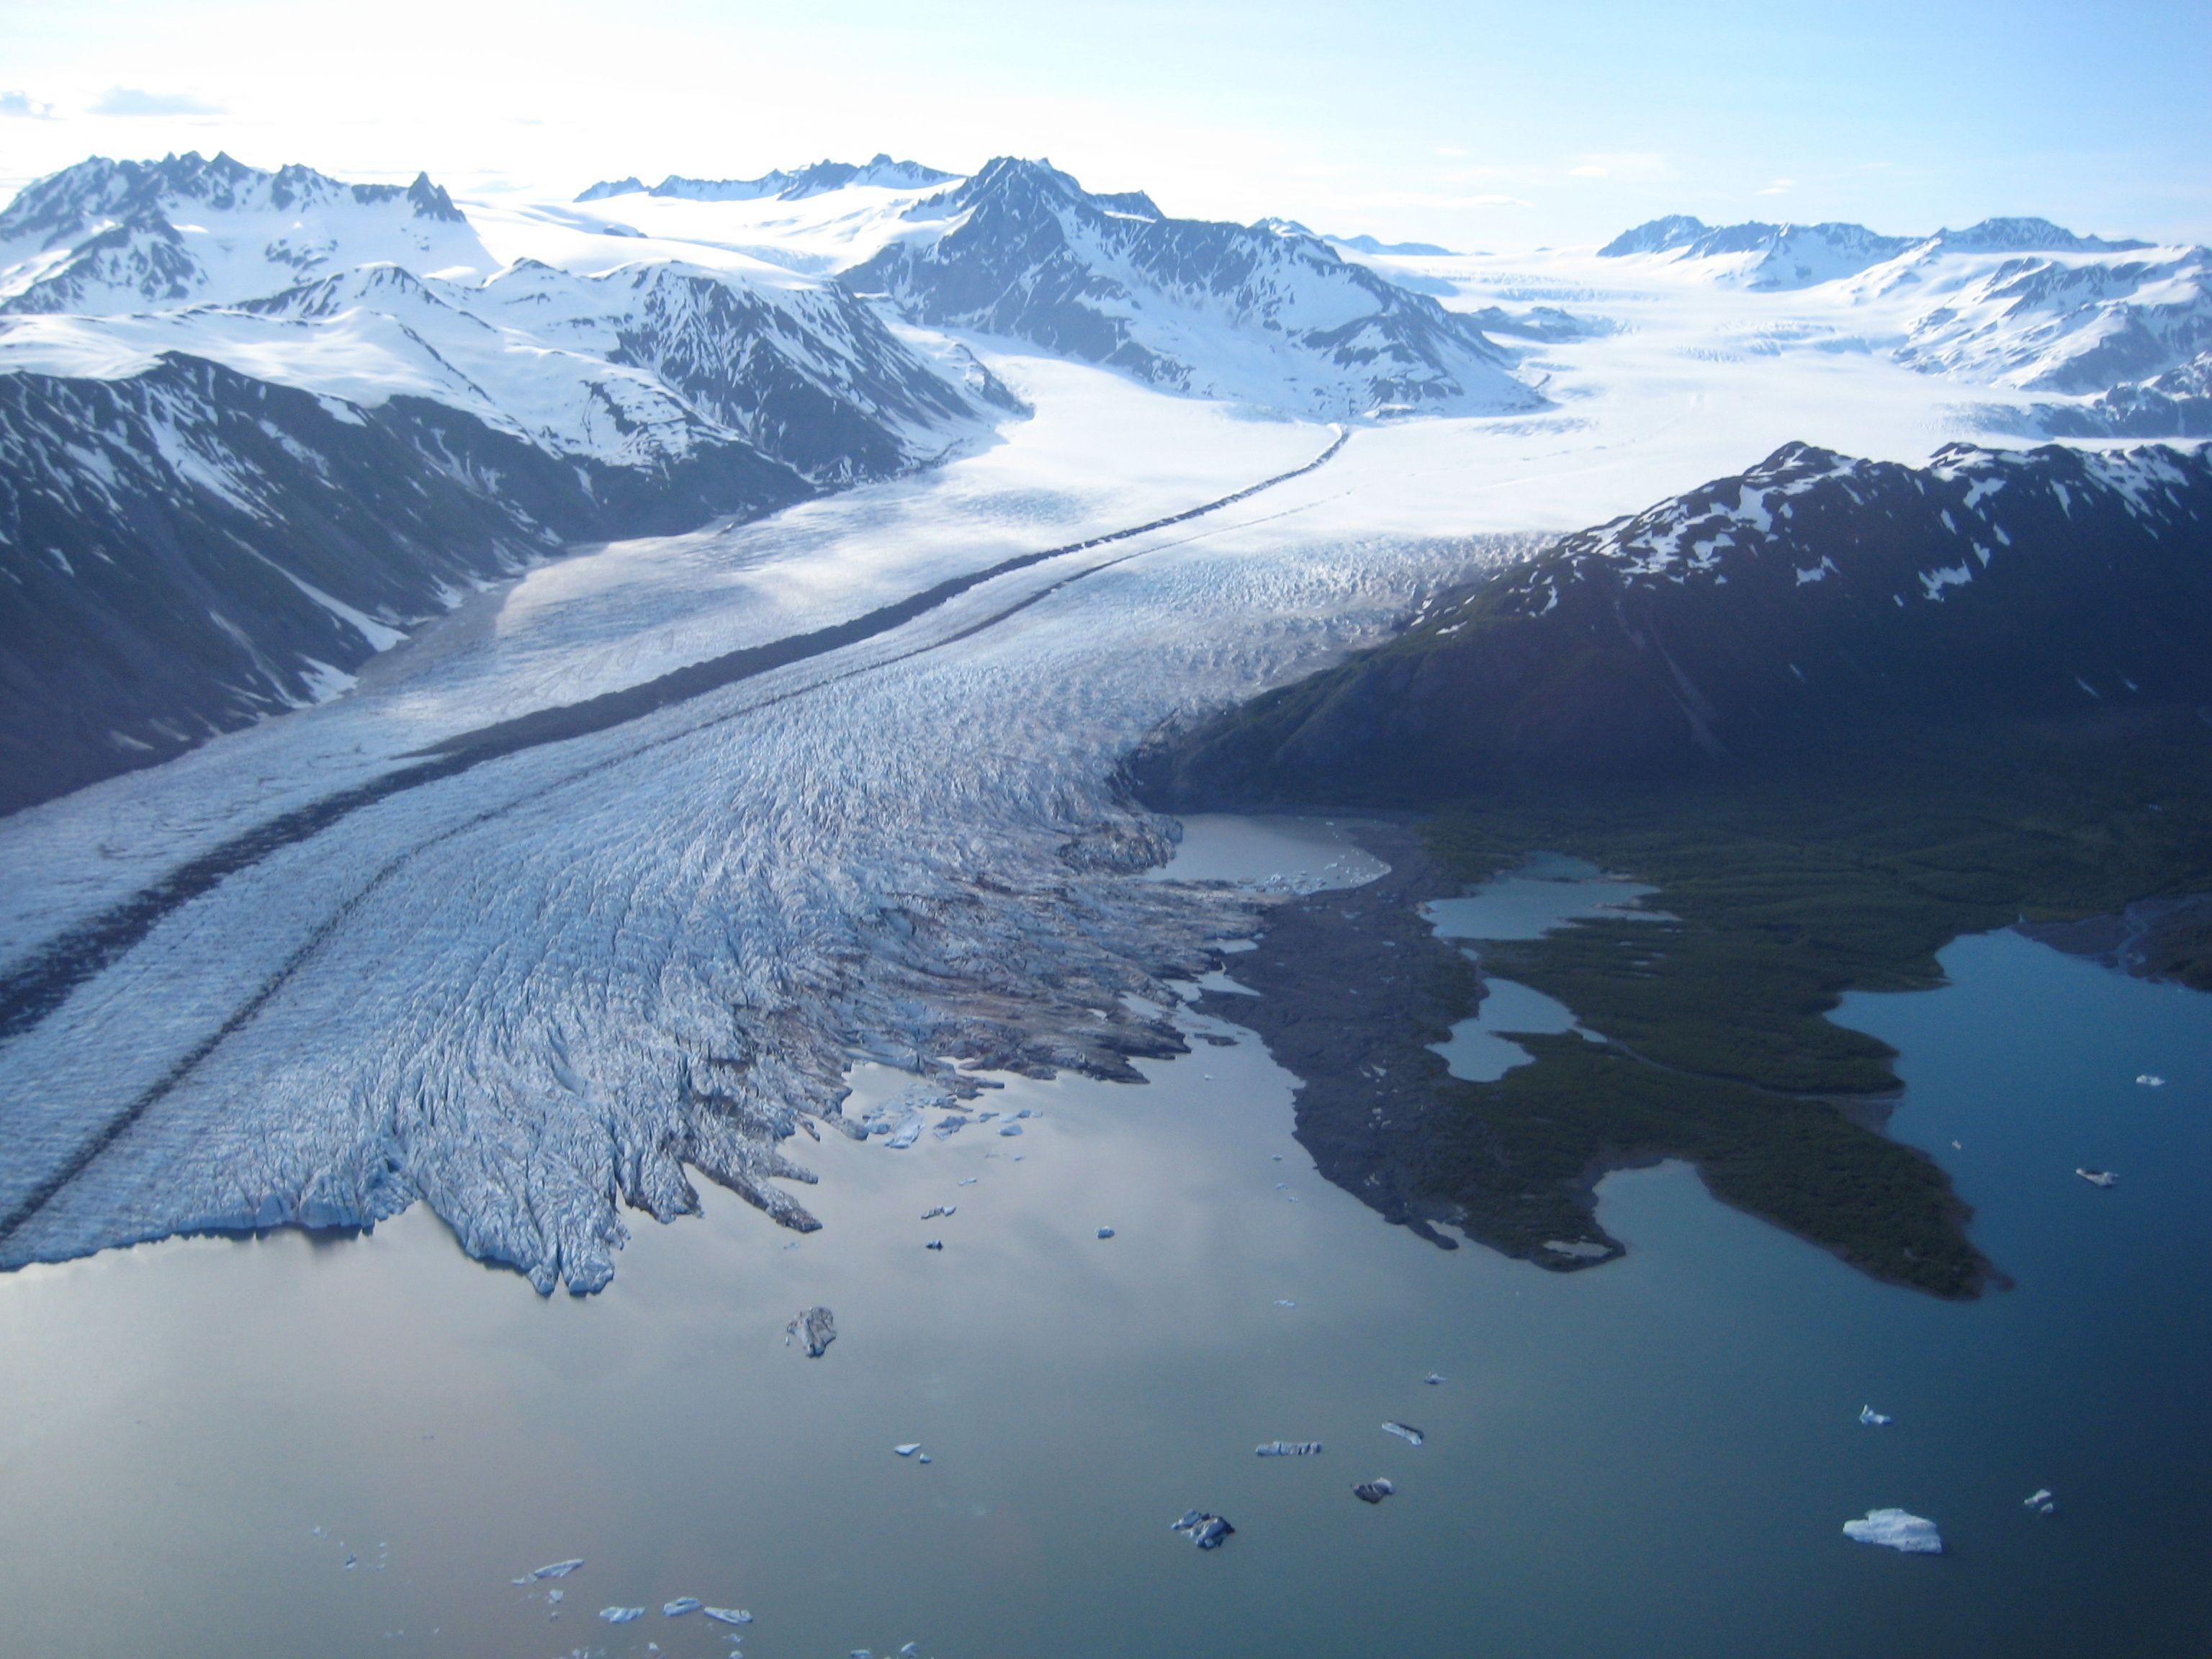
(1859, 1406, 1893, 1426)
(2075, 1168, 2119, 1187)
(664, 1597, 702, 1617)
(1170, 1510, 1235, 1550)
(786, 1305, 837, 1357)
(1382, 1421, 1425, 1447)
(599, 1606, 646, 1622)
(2136, 1074, 2165, 1087)
(530, 1559, 585, 1580)
(2024, 1488, 2057, 1514)
(1842, 1509, 1943, 1553)
(1255, 1441, 1323, 1457)
(703, 1607, 753, 1626)
(1096, 1226, 1115, 1238)
(1352, 1479, 1396, 1504)
(894, 1443, 922, 1457)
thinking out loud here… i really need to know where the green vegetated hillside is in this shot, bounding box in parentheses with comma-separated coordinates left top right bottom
(1418, 716, 2212, 1295)
(1146, 440, 2212, 1296)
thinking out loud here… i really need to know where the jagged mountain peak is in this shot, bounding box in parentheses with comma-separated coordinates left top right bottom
(1, 153, 467, 252)
(577, 155, 958, 205)
(853, 156, 1535, 418)
(0, 151, 493, 316)
(916, 156, 1161, 222)
(1930, 216, 2152, 254)
(1598, 215, 1917, 289)
(1599, 210, 2167, 292)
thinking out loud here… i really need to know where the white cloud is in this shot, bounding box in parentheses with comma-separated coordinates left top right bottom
(1756, 177, 1797, 196)
(1, 91, 55, 120)
(1568, 151, 1668, 183)
(89, 87, 224, 117)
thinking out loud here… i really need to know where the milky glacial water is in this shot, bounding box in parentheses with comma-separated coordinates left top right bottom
(0, 830, 2206, 1658)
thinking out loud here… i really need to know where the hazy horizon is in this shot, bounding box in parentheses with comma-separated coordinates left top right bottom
(5, 0, 2208, 250)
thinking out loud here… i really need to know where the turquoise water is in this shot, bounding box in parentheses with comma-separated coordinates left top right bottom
(0, 842, 2204, 1657)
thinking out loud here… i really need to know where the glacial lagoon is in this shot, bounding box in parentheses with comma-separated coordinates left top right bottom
(1, 826, 2206, 1658)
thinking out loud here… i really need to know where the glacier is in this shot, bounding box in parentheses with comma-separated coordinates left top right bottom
(0, 356, 1523, 1293)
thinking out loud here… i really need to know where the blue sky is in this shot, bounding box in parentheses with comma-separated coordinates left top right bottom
(4, 0, 2207, 246)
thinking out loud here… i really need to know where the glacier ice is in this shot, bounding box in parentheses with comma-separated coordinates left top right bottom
(0, 360, 1533, 1295)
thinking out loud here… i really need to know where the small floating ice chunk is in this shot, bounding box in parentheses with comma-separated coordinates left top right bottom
(344, 1554, 356, 1569)
(997, 1123, 1023, 1137)
(1256, 1441, 1323, 1457)
(917, 1453, 932, 1464)
(1274, 1298, 1297, 1308)
(957, 1177, 978, 1186)
(531, 1560, 585, 1580)
(901, 1645, 920, 1657)
(1382, 1422, 1426, 1447)
(1170, 1511, 1235, 1550)
(786, 1305, 837, 1357)
(702, 1608, 753, 1626)
(1859, 1406, 1893, 1426)
(1843, 1509, 1942, 1553)
(920, 1204, 956, 1220)
(2136, 1074, 2164, 1087)
(894, 1443, 922, 1457)
(547, 1591, 562, 1606)
(925, 1239, 944, 1250)
(600, 1606, 647, 1623)
(2075, 1167, 2118, 1187)
(2024, 1488, 2057, 1514)
(1096, 1226, 1115, 1238)
(1352, 1479, 1396, 1505)
(1424, 1372, 1446, 1386)
(664, 1598, 702, 1617)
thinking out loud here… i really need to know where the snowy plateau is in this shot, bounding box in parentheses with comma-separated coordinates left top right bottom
(1, 150, 2207, 1292)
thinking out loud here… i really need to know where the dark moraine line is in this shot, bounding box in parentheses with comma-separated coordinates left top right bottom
(0, 431, 1347, 1050)
(0, 503, 1312, 1253)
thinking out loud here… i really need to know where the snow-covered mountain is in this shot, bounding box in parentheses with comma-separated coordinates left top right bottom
(579, 155, 958, 204)
(0, 151, 494, 313)
(1593, 210, 2212, 436)
(1146, 439, 2212, 802)
(0, 152, 1018, 809)
(1597, 213, 2150, 292)
(845, 158, 1539, 418)
(1597, 215, 1920, 289)
(0, 350, 820, 812)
